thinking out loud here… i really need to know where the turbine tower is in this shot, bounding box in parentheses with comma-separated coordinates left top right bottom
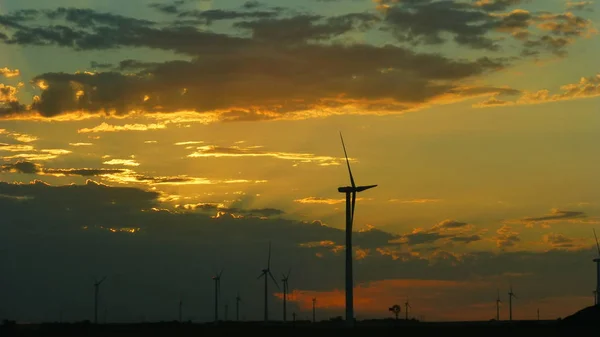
(93, 276, 107, 325)
(212, 269, 223, 323)
(257, 241, 279, 323)
(312, 298, 317, 323)
(496, 289, 501, 321)
(281, 269, 291, 322)
(593, 229, 600, 306)
(236, 292, 241, 321)
(508, 285, 517, 321)
(178, 296, 183, 322)
(338, 133, 377, 326)
(404, 298, 411, 320)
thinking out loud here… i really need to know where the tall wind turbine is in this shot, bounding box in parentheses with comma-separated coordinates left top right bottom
(312, 298, 317, 323)
(93, 276, 107, 325)
(257, 242, 279, 323)
(212, 269, 223, 323)
(496, 289, 501, 321)
(236, 292, 241, 321)
(281, 269, 291, 322)
(593, 229, 600, 306)
(178, 296, 183, 322)
(508, 285, 517, 321)
(404, 297, 411, 320)
(338, 133, 377, 325)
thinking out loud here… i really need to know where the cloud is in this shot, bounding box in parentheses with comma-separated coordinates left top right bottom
(523, 209, 586, 222)
(382, 0, 595, 55)
(495, 224, 520, 249)
(542, 232, 587, 251)
(0, 6, 527, 121)
(295, 197, 354, 205)
(77, 122, 167, 133)
(0, 67, 20, 78)
(1, 160, 126, 176)
(566, 1, 594, 11)
(476, 73, 600, 107)
(388, 198, 442, 204)
(188, 144, 345, 165)
(69, 142, 93, 146)
(390, 219, 482, 246)
(103, 159, 140, 166)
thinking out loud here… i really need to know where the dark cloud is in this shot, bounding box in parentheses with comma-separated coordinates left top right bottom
(0, 160, 125, 176)
(233, 13, 378, 44)
(383, 0, 500, 50)
(523, 209, 586, 222)
(392, 219, 482, 246)
(0, 4, 592, 120)
(382, 0, 592, 55)
(1, 160, 39, 174)
(0, 180, 597, 322)
(474, 0, 526, 12)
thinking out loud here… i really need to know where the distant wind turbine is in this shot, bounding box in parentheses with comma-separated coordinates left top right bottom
(93, 276, 107, 325)
(281, 269, 291, 322)
(594, 290, 597, 306)
(508, 285, 517, 321)
(496, 289, 501, 321)
(404, 297, 411, 320)
(236, 292, 241, 321)
(312, 298, 317, 323)
(593, 229, 600, 306)
(212, 269, 223, 323)
(178, 296, 183, 322)
(257, 241, 279, 322)
(338, 133, 377, 326)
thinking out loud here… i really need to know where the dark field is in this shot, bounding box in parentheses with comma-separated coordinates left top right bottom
(2, 320, 599, 337)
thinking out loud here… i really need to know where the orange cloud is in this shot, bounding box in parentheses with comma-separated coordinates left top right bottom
(476, 73, 600, 107)
(78, 122, 167, 133)
(0, 67, 20, 78)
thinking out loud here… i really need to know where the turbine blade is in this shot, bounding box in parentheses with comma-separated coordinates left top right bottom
(351, 191, 356, 225)
(594, 229, 600, 255)
(268, 271, 280, 290)
(340, 132, 355, 188)
(219, 269, 224, 278)
(257, 272, 265, 279)
(287, 268, 292, 279)
(98, 276, 107, 285)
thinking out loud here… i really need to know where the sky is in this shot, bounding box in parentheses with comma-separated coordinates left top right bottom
(1, 0, 600, 323)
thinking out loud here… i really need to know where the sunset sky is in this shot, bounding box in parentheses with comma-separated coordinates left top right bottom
(1, 0, 600, 323)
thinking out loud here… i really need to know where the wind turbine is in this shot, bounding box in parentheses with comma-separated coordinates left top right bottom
(236, 292, 241, 321)
(593, 229, 600, 306)
(212, 269, 223, 323)
(93, 276, 107, 325)
(178, 295, 183, 322)
(257, 241, 279, 323)
(338, 133, 377, 326)
(593, 290, 597, 306)
(496, 289, 501, 321)
(404, 297, 411, 320)
(312, 298, 317, 323)
(508, 285, 517, 321)
(281, 269, 291, 322)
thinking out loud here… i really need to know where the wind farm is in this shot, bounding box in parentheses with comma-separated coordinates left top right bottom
(3, 134, 600, 337)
